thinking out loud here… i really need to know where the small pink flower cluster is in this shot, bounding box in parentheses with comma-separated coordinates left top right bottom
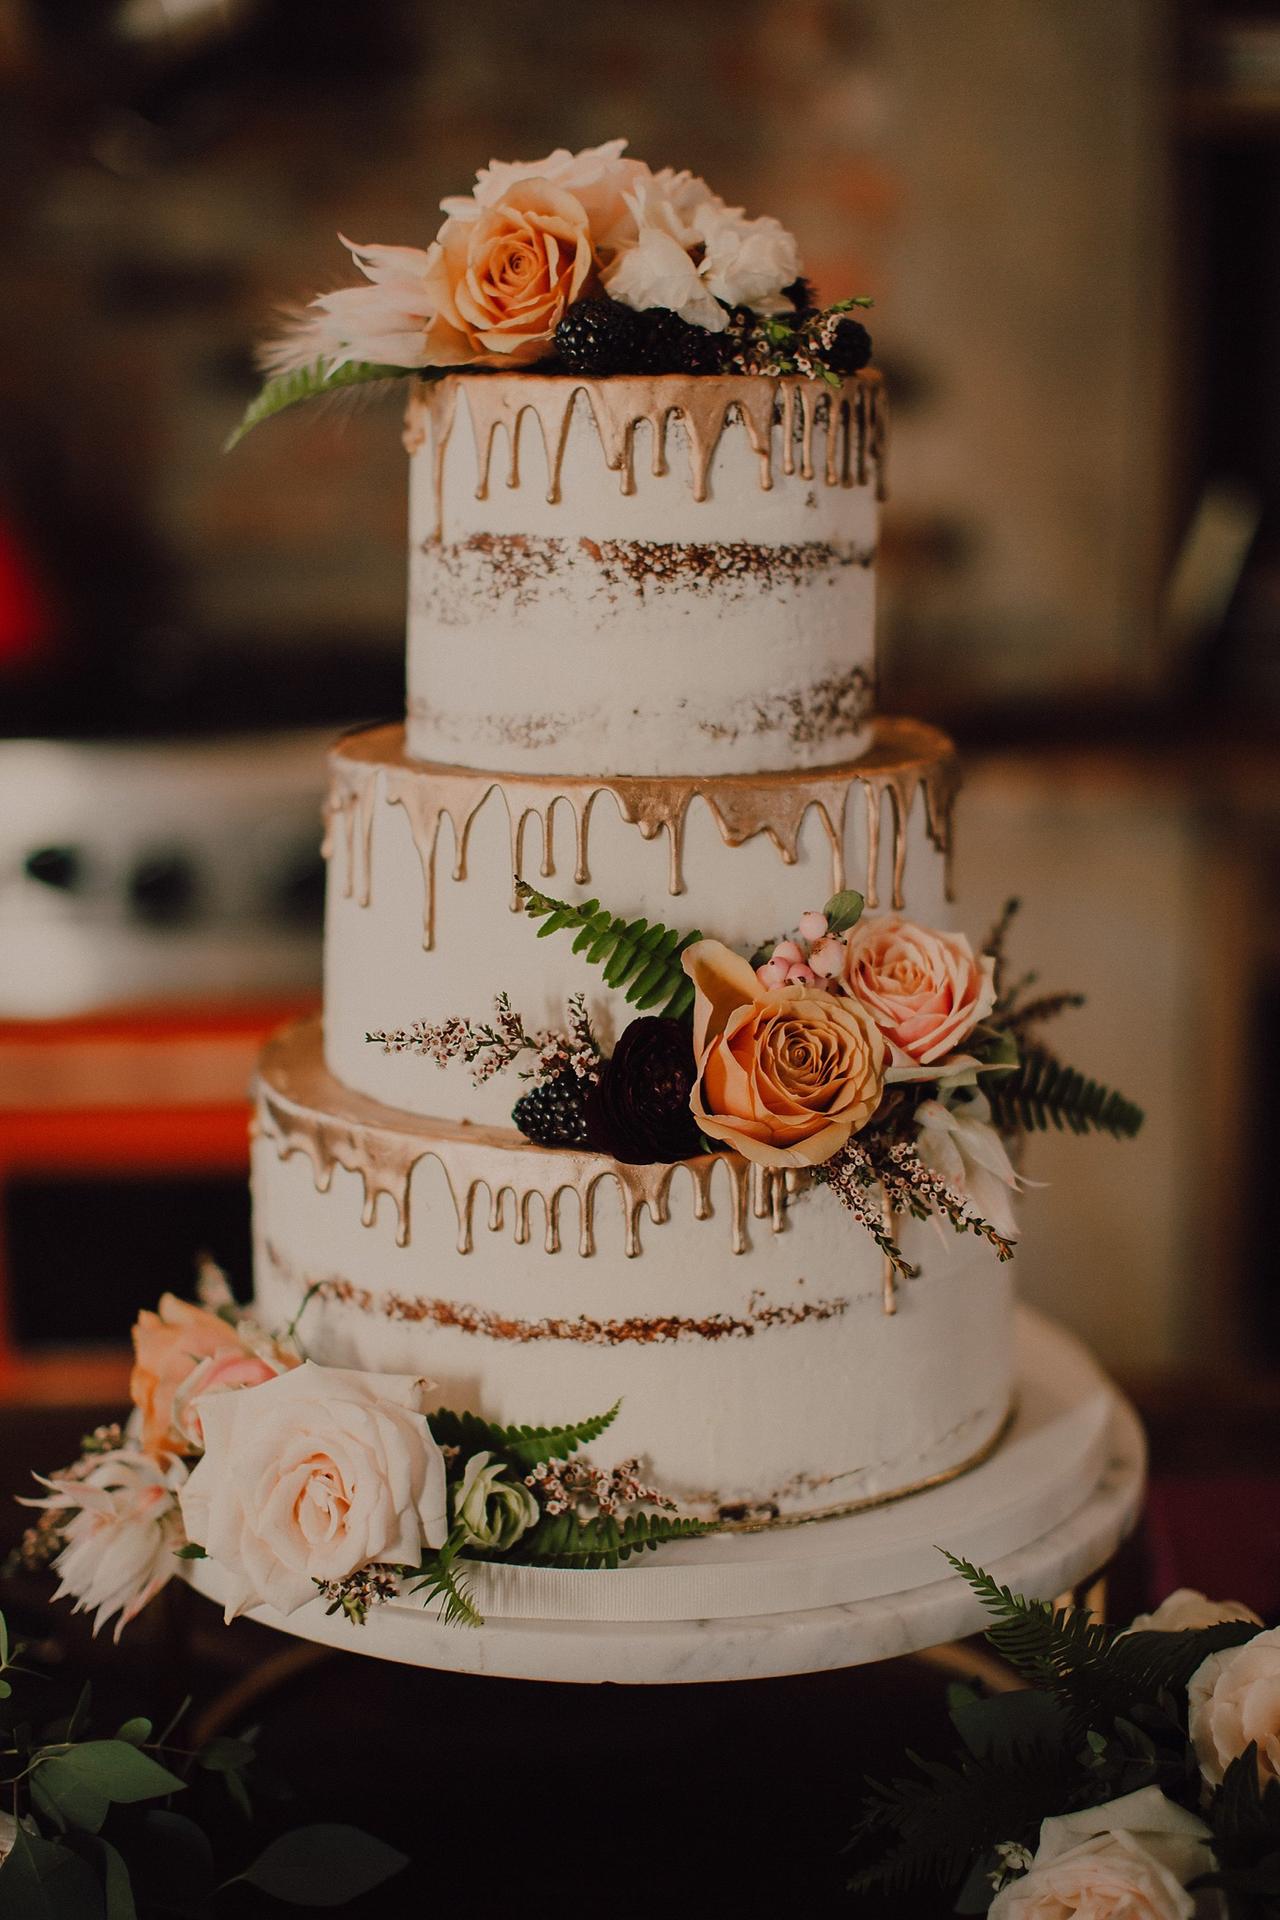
(754, 909, 847, 991)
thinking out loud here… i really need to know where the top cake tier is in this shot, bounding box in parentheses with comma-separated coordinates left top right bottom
(403, 370, 885, 776)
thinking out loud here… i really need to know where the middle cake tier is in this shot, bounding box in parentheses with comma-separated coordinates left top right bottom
(323, 718, 958, 1126)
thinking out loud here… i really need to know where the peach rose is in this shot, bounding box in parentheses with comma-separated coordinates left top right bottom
(1188, 1624, 1280, 1788)
(682, 939, 886, 1168)
(841, 914, 996, 1069)
(421, 179, 595, 368)
(131, 1294, 295, 1459)
(1126, 1589, 1262, 1635)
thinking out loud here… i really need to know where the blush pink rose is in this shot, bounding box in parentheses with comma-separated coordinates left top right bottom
(841, 915, 995, 1069)
(1188, 1624, 1280, 1788)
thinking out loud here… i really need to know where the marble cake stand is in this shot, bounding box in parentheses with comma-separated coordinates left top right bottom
(186, 1310, 1145, 1685)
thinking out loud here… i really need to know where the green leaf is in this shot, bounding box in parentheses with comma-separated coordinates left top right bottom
(986, 1047, 1144, 1139)
(31, 1740, 185, 1834)
(131, 1811, 214, 1918)
(427, 1401, 619, 1470)
(234, 1824, 407, 1908)
(114, 1719, 150, 1748)
(0, 1610, 9, 1667)
(224, 358, 420, 451)
(0, 1825, 103, 1920)
(173, 1544, 207, 1561)
(948, 1684, 1069, 1760)
(195, 1735, 255, 1775)
(68, 1837, 136, 1920)
(510, 1507, 711, 1572)
(823, 888, 864, 935)
(514, 882, 700, 1022)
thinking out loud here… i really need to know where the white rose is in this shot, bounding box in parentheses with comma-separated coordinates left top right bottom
(1127, 1589, 1262, 1635)
(1188, 1623, 1280, 1788)
(916, 1090, 1022, 1241)
(23, 1447, 186, 1642)
(989, 1787, 1214, 1920)
(697, 199, 802, 312)
(179, 1362, 448, 1621)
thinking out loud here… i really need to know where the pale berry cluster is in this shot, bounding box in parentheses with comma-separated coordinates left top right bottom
(754, 908, 847, 991)
(525, 1456, 675, 1520)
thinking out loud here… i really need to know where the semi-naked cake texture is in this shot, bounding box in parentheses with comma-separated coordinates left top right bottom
(251, 367, 1015, 1525)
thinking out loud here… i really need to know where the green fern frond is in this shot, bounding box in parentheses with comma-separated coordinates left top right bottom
(411, 1532, 482, 1629)
(985, 1047, 1144, 1139)
(225, 358, 419, 450)
(427, 1403, 620, 1470)
(944, 1554, 1258, 1731)
(514, 882, 700, 1021)
(510, 1508, 710, 1571)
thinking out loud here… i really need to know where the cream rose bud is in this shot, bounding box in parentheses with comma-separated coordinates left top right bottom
(841, 914, 996, 1068)
(454, 1451, 540, 1553)
(1127, 1589, 1262, 1635)
(989, 1787, 1214, 1920)
(1188, 1623, 1280, 1788)
(179, 1362, 448, 1621)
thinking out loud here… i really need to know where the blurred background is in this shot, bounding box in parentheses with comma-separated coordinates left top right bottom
(0, 0, 1277, 1527)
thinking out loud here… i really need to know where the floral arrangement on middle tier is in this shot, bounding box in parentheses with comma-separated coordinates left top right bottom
(369, 891, 1144, 1277)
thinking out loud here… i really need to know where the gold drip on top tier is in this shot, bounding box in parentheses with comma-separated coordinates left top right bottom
(403, 368, 887, 521)
(323, 718, 958, 951)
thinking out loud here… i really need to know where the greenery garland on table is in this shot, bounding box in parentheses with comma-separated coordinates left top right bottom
(0, 1607, 406, 1914)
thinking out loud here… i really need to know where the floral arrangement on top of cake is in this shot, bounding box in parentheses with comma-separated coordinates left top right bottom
(848, 1559, 1279, 1920)
(229, 138, 873, 447)
(370, 894, 1144, 1278)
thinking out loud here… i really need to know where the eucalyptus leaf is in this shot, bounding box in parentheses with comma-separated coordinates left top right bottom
(114, 1719, 150, 1748)
(174, 1544, 207, 1561)
(822, 888, 864, 935)
(131, 1811, 214, 1918)
(32, 1740, 185, 1834)
(195, 1735, 255, 1775)
(234, 1824, 407, 1907)
(0, 1824, 103, 1920)
(66, 1836, 136, 1920)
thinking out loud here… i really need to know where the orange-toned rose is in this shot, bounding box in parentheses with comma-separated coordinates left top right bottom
(683, 940, 886, 1168)
(131, 1295, 294, 1459)
(421, 179, 595, 368)
(841, 915, 995, 1069)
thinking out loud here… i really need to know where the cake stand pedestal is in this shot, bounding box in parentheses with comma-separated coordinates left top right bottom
(186, 1311, 1144, 1686)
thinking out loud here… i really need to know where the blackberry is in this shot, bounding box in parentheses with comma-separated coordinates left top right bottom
(636, 307, 724, 376)
(512, 1073, 591, 1148)
(826, 317, 873, 375)
(553, 298, 642, 376)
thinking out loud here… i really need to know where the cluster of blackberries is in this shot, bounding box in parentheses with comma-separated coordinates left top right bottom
(553, 298, 723, 377)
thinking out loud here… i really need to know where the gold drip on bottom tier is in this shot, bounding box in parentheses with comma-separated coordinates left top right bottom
(322, 716, 958, 949)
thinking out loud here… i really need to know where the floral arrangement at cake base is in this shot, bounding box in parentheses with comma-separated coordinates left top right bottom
(848, 1557, 1278, 1918)
(370, 890, 1144, 1280)
(0, 1604, 406, 1914)
(11, 1263, 707, 1642)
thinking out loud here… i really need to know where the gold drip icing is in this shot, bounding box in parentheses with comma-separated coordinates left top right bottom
(259, 1019, 802, 1259)
(326, 719, 958, 949)
(403, 369, 884, 517)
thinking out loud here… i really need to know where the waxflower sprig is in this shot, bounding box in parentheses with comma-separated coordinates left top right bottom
(848, 1555, 1277, 1917)
(13, 1281, 705, 1640)
(228, 138, 874, 446)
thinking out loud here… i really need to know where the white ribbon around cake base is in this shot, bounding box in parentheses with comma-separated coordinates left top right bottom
(185, 1310, 1144, 1682)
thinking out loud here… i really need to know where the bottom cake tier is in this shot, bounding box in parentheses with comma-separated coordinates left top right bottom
(250, 1019, 1015, 1524)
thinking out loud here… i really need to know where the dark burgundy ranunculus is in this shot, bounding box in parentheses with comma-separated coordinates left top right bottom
(585, 1016, 702, 1165)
